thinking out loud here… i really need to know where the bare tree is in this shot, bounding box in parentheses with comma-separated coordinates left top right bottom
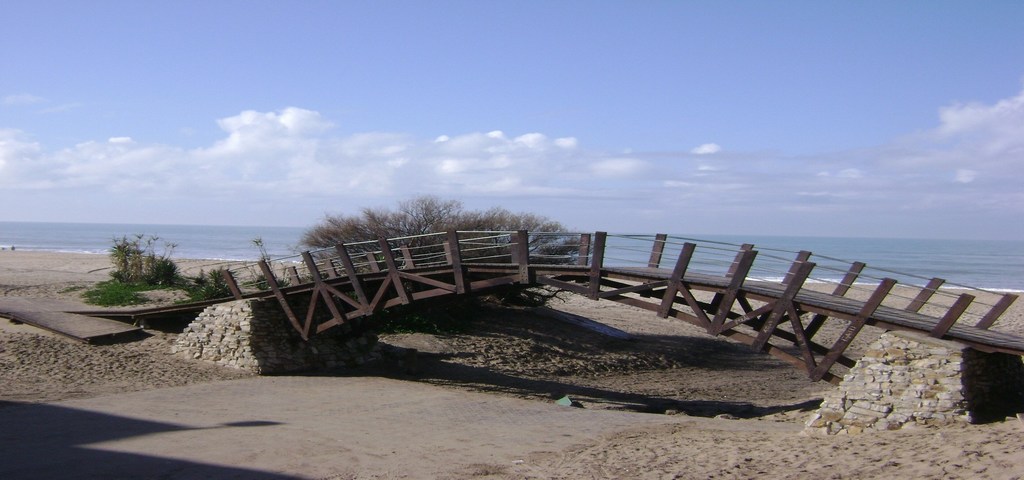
(302, 196, 568, 247)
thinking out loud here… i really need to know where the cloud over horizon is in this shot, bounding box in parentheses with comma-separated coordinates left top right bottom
(1, 86, 1023, 238)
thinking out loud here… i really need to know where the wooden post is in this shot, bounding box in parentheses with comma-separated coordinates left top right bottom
(711, 248, 757, 334)
(648, 233, 668, 269)
(515, 230, 531, 283)
(727, 244, 755, 277)
(905, 278, 945, 313)
(400, 245, 415, 269)
(811, 278, 896, 381)
(446, 230, 466, 294)
(335, 244, 370, 307)
(930, 293, 975, 338)
(301, 251, 345, 338)
(589, 232, 607, 300)
(365, 252, 382, 272)
(286, 266, 301, 285)
(782, 251, 812, 285)
(325, 260, 340, 279)
(752, 260, 814, 352)
(657, 242, 695, 318)
(577, 233, 591, 266)
(302, 252, 344, 322)
(258, 260, 305, 339)
(377, 238, 412, 304)
(221, 269, 244, 300)
(976, 293, 1018, 329)
(804, 261, 865, 341)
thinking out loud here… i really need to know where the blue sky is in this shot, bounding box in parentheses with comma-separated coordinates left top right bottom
(2, 1, 1022, 239)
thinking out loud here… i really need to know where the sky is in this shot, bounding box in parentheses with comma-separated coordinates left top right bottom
(1, 1, 1023, 240)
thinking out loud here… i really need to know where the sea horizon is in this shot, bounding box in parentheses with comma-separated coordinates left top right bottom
(2, 220, 1021, 292)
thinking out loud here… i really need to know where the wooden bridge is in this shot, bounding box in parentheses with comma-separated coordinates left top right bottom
(144, 230, 1022, 385)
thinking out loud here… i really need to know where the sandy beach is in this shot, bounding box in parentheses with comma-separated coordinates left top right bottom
(1, 249, 1023, 479)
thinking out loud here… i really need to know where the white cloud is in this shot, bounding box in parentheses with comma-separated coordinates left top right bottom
(937, 89, 1024, 138)
(2, 93, 46, 106)
(555, 137, 578, 149)
(589, 158, 646, 177)
(38, 102, 84, 114)
(514, 133, 546, 148)
(691, 143, 721, 155)
(954, 169, 977, 183)
(837, 168, 863, 179)
(4, 87, 1024, 239)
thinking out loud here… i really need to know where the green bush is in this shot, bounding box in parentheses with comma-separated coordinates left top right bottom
(144, 257, 180, 286)
(82, 280, 151, 306)
(184, 269, 233, 302)
(84, 235, 229, 307)
(109, 234, 180, 285)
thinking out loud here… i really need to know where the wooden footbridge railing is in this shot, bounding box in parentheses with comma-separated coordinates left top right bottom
(206, 231, 1022, 384)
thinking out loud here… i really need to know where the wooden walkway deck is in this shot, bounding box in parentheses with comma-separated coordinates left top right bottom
(0, 298, 142, 343)
(84, 230, 1022, 384)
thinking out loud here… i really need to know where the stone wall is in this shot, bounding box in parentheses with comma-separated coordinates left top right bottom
(805, 331, 1024, 435)
(171, 299, 379, 374)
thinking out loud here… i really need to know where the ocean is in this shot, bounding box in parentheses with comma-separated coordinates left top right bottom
(1, 222, 1021, 292)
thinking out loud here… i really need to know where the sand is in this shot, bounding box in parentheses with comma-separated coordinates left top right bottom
(1, 249, 1023, 479)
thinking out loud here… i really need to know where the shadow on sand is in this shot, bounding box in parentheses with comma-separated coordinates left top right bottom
(0, 401, 294, 480)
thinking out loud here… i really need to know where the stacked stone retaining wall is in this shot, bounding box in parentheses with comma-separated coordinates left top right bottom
(806, 331, 1024, 435)
(172, 299, 379, 374)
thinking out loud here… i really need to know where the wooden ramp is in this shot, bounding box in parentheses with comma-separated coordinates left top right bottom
(114, 230, 1022, 383)
(0, 298, 142, 343)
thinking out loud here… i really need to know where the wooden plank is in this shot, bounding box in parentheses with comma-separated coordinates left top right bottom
(597, 280, 668, 299)
(535, 276, 591, 296)
(397, 271, 457, 292)
(0, 306, 141, 343)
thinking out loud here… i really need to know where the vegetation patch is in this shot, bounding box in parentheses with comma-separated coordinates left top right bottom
(81, 234, 234, 306)
(82, 280, 157, 306)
